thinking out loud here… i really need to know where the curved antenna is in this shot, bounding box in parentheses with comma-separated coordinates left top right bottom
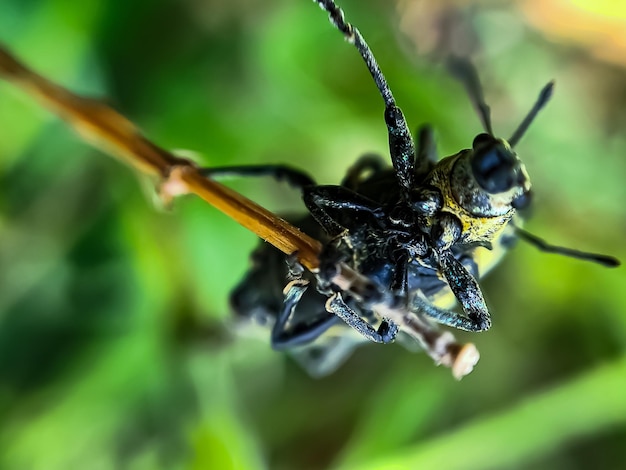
(446, 56, 493, 135)
(509, 81, 554, 147)
(314, 0, 395, 108)
(514, 227, 620, 268)
(314, 0, 417, 200)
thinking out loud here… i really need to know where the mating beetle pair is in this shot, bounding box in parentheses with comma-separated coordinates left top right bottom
(206, 0, 619, 376)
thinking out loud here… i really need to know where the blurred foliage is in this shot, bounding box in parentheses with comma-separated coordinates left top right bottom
(1, 0, 626, 469)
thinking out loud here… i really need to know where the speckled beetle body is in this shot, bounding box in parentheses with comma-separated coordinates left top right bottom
(205, 0, 618, 376)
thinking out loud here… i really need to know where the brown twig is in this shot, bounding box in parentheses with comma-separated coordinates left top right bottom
(0, 44, 479, 378)
(0, 45, 323, 271)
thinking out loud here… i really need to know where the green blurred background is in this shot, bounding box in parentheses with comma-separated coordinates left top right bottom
(1, 0, 626, 468)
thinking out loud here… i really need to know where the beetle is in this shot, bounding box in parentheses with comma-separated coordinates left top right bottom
(202, 0, 619, 376)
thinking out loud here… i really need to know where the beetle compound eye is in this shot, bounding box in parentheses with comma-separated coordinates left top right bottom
(472, 133, 493, 150)
(471, 147, 518, 194)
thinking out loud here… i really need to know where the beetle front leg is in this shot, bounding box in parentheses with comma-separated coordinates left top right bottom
(437, 250, 491, 331)
(428, 214, 491, 331)
(199, 164, 316, 190)
(271, 279, 341, 350)
(389, 248, 409, 306)
(410, 294, 488, 332)
(326, 293, 398, 344)
(302, 185, 384, 238)
(340, 154, 386, 190)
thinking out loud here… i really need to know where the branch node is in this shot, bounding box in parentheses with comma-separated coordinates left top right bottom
(158, 165, 194, 206)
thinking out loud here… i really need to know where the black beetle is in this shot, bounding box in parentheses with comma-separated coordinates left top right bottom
(203, 0, 619, 376)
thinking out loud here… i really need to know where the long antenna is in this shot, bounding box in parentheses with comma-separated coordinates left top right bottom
(446, 55, 494, 135)
(509, 81, 554, 147)
(313, 0, 396, 109)
(314, 0, 417, 200)
(515, 227, 620, 268)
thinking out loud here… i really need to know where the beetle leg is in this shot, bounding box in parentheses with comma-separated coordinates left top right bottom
(389, 249, 409, 305)
(288, 335, 364, 378)
(437, 250, 491, 331)
(415, 124, 438, 175)
(199, 164, 316, 190)
(410, 294, 487, 332)
(340, 153, 386, 190)
(271, 279, 341, 350)
(303, 185, 384, 238)
(326, 293, 398, 344)
(285, 251, 306, 281)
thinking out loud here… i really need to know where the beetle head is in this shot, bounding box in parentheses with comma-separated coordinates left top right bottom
(452, 80, 554, 217)
(450, 133, 531, 217)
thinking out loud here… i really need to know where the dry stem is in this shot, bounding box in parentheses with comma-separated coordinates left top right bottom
(0, 46, 323, 271)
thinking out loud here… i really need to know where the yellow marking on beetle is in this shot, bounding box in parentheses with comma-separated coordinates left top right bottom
(428, 154, 515, 245)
